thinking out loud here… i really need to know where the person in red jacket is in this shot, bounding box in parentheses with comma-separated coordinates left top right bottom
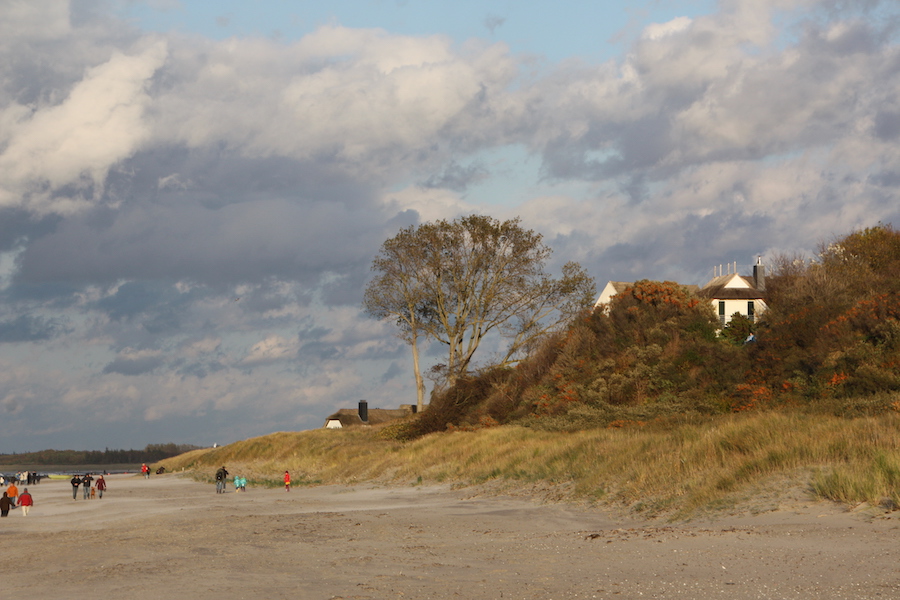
(284, 470, 291, 492)
(95, 476, 107, 499)
(17, 488, 33, 516)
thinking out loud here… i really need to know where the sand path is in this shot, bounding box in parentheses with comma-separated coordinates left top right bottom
(1, 473, 899, 599)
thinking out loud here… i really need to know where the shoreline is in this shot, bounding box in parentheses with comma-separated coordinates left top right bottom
(0, 463, 149, 475)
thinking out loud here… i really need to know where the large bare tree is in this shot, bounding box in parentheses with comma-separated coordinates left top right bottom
(364, 215, 595, 409)
(363, 226, 431, 410)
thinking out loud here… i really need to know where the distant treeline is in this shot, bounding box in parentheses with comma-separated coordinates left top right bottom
(0, 443, 201, 465)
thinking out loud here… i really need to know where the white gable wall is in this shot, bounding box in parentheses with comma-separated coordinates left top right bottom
(712, 298, 768, 326)
(594, 281, 628, 310)
(722, 274, 750, 288)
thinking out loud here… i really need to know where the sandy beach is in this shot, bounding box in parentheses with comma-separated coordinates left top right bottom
(1, 474, 899, 599)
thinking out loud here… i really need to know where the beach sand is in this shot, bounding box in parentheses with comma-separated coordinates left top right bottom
(1, 473, 899, 599)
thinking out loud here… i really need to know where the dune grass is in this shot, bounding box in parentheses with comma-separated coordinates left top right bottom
(158, 410, 900, 519)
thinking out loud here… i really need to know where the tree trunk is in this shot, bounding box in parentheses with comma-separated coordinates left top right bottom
(410, 333, 426, 411)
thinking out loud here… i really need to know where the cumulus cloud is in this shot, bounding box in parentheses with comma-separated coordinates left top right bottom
(642, 16, 693, 40)
(0, 0, 71, 42)
(0, 41, 168, 214)
(140, 25, 519, 181)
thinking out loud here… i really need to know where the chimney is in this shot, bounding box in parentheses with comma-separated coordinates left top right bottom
(358, 400, 368, 423)
(753, 257, 766, 291)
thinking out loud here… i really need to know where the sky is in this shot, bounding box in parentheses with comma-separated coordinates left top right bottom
(1, 0, 898, 452)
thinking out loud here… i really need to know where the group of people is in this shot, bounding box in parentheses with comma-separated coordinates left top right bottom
(214, 466, 259, 493)
(69, 473, 107, 500)
(0, 472, 42, 486)
(0, 482, 33, 517)
(212, 467, 292, 493)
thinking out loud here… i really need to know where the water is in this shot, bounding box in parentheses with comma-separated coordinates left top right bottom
(0, 463, 145, 479)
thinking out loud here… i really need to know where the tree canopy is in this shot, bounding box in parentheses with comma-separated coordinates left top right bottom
(364, 215, 595, 409)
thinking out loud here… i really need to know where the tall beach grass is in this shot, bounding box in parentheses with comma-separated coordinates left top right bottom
(159, 411, 900, 519)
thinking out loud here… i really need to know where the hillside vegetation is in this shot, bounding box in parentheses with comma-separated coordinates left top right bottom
(406, 224, 900, 436)
(160, 412, 900, 519)
(161, 224, 900, 517)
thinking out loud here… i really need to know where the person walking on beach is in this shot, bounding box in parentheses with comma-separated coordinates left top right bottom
(6, 481, 18, 505)
(141, 463, 150, 479)
(17, 488, 32, 516)
(70, 474, 82, 500)
(95, 475, 106, 499)
(0, 492, 12, 517)
(81, 473, 93, 500)
(215, 466, 228, 494)
(284, 470, 291, 492)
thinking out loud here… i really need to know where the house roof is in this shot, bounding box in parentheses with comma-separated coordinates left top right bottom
(699, 274, 766, 300)
(606, 281, 633, 295)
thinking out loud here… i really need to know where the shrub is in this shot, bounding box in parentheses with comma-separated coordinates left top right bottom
(756, 225, 900, 401)
(401, 225, 900, 438)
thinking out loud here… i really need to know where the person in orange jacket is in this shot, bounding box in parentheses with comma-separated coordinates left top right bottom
(6, 481, 18, 505)
(284, 470, 291, 492)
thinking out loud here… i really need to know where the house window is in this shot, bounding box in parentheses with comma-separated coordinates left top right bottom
(747, 301, 755, 322)
(718, 301, 726, 326)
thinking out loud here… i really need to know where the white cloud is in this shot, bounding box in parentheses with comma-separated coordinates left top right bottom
(0, 0, 71, 42)
(641, 16, 692, 41)
(241, 335, 298, 366)
(148, 26, 518, 176)
(378, 185, 477, 222)
(0, 41, 168, 214)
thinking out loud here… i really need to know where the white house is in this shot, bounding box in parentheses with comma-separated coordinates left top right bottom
(698, 259, 767, 326)
(593, 259, 768, 327)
